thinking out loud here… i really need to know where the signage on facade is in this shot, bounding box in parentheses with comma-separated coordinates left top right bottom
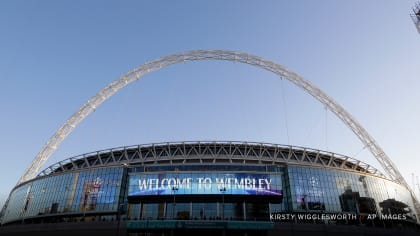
(128, 173, 282, 196)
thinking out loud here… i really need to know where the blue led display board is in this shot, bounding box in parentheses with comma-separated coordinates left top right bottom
(128, 173, 282, 196)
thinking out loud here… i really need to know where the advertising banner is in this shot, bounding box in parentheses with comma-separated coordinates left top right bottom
(128, 172, 282, 196)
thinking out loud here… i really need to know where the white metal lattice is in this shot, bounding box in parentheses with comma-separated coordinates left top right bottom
(35, 141, 386, 179)
(17, 49, 418, 214)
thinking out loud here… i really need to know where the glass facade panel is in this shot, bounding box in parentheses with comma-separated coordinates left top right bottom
(191, 203, 217, 220)
(2, 167, 123, 223)
(133, 202, 248, 221)
(286, 165, 416, 222)
(2, 163, 417, 225)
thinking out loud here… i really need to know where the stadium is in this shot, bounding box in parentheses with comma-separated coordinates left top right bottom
(1, 50, 419, 236)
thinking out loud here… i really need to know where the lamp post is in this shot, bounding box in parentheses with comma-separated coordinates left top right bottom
(220, 187, 226, 220)
(172, 186, 178, 219)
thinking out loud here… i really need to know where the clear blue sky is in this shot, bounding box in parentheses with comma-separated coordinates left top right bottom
(1, 0, 420, 209)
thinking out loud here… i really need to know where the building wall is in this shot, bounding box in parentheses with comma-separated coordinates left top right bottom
(2, 167, 123, 223)
(1, 163, 417, 225)
(286, 165, 416, 220)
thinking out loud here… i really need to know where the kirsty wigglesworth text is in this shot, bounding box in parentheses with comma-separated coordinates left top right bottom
(270, 213, 357, 221)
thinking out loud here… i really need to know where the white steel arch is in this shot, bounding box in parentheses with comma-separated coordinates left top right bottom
(18, 50, 408, 189)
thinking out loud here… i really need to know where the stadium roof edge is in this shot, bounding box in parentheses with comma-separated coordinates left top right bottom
(32, 141, 386, 181)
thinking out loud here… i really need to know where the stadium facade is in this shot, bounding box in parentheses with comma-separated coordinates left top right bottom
(1, 50, 419, 235)
(1, 142, 418, 235)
